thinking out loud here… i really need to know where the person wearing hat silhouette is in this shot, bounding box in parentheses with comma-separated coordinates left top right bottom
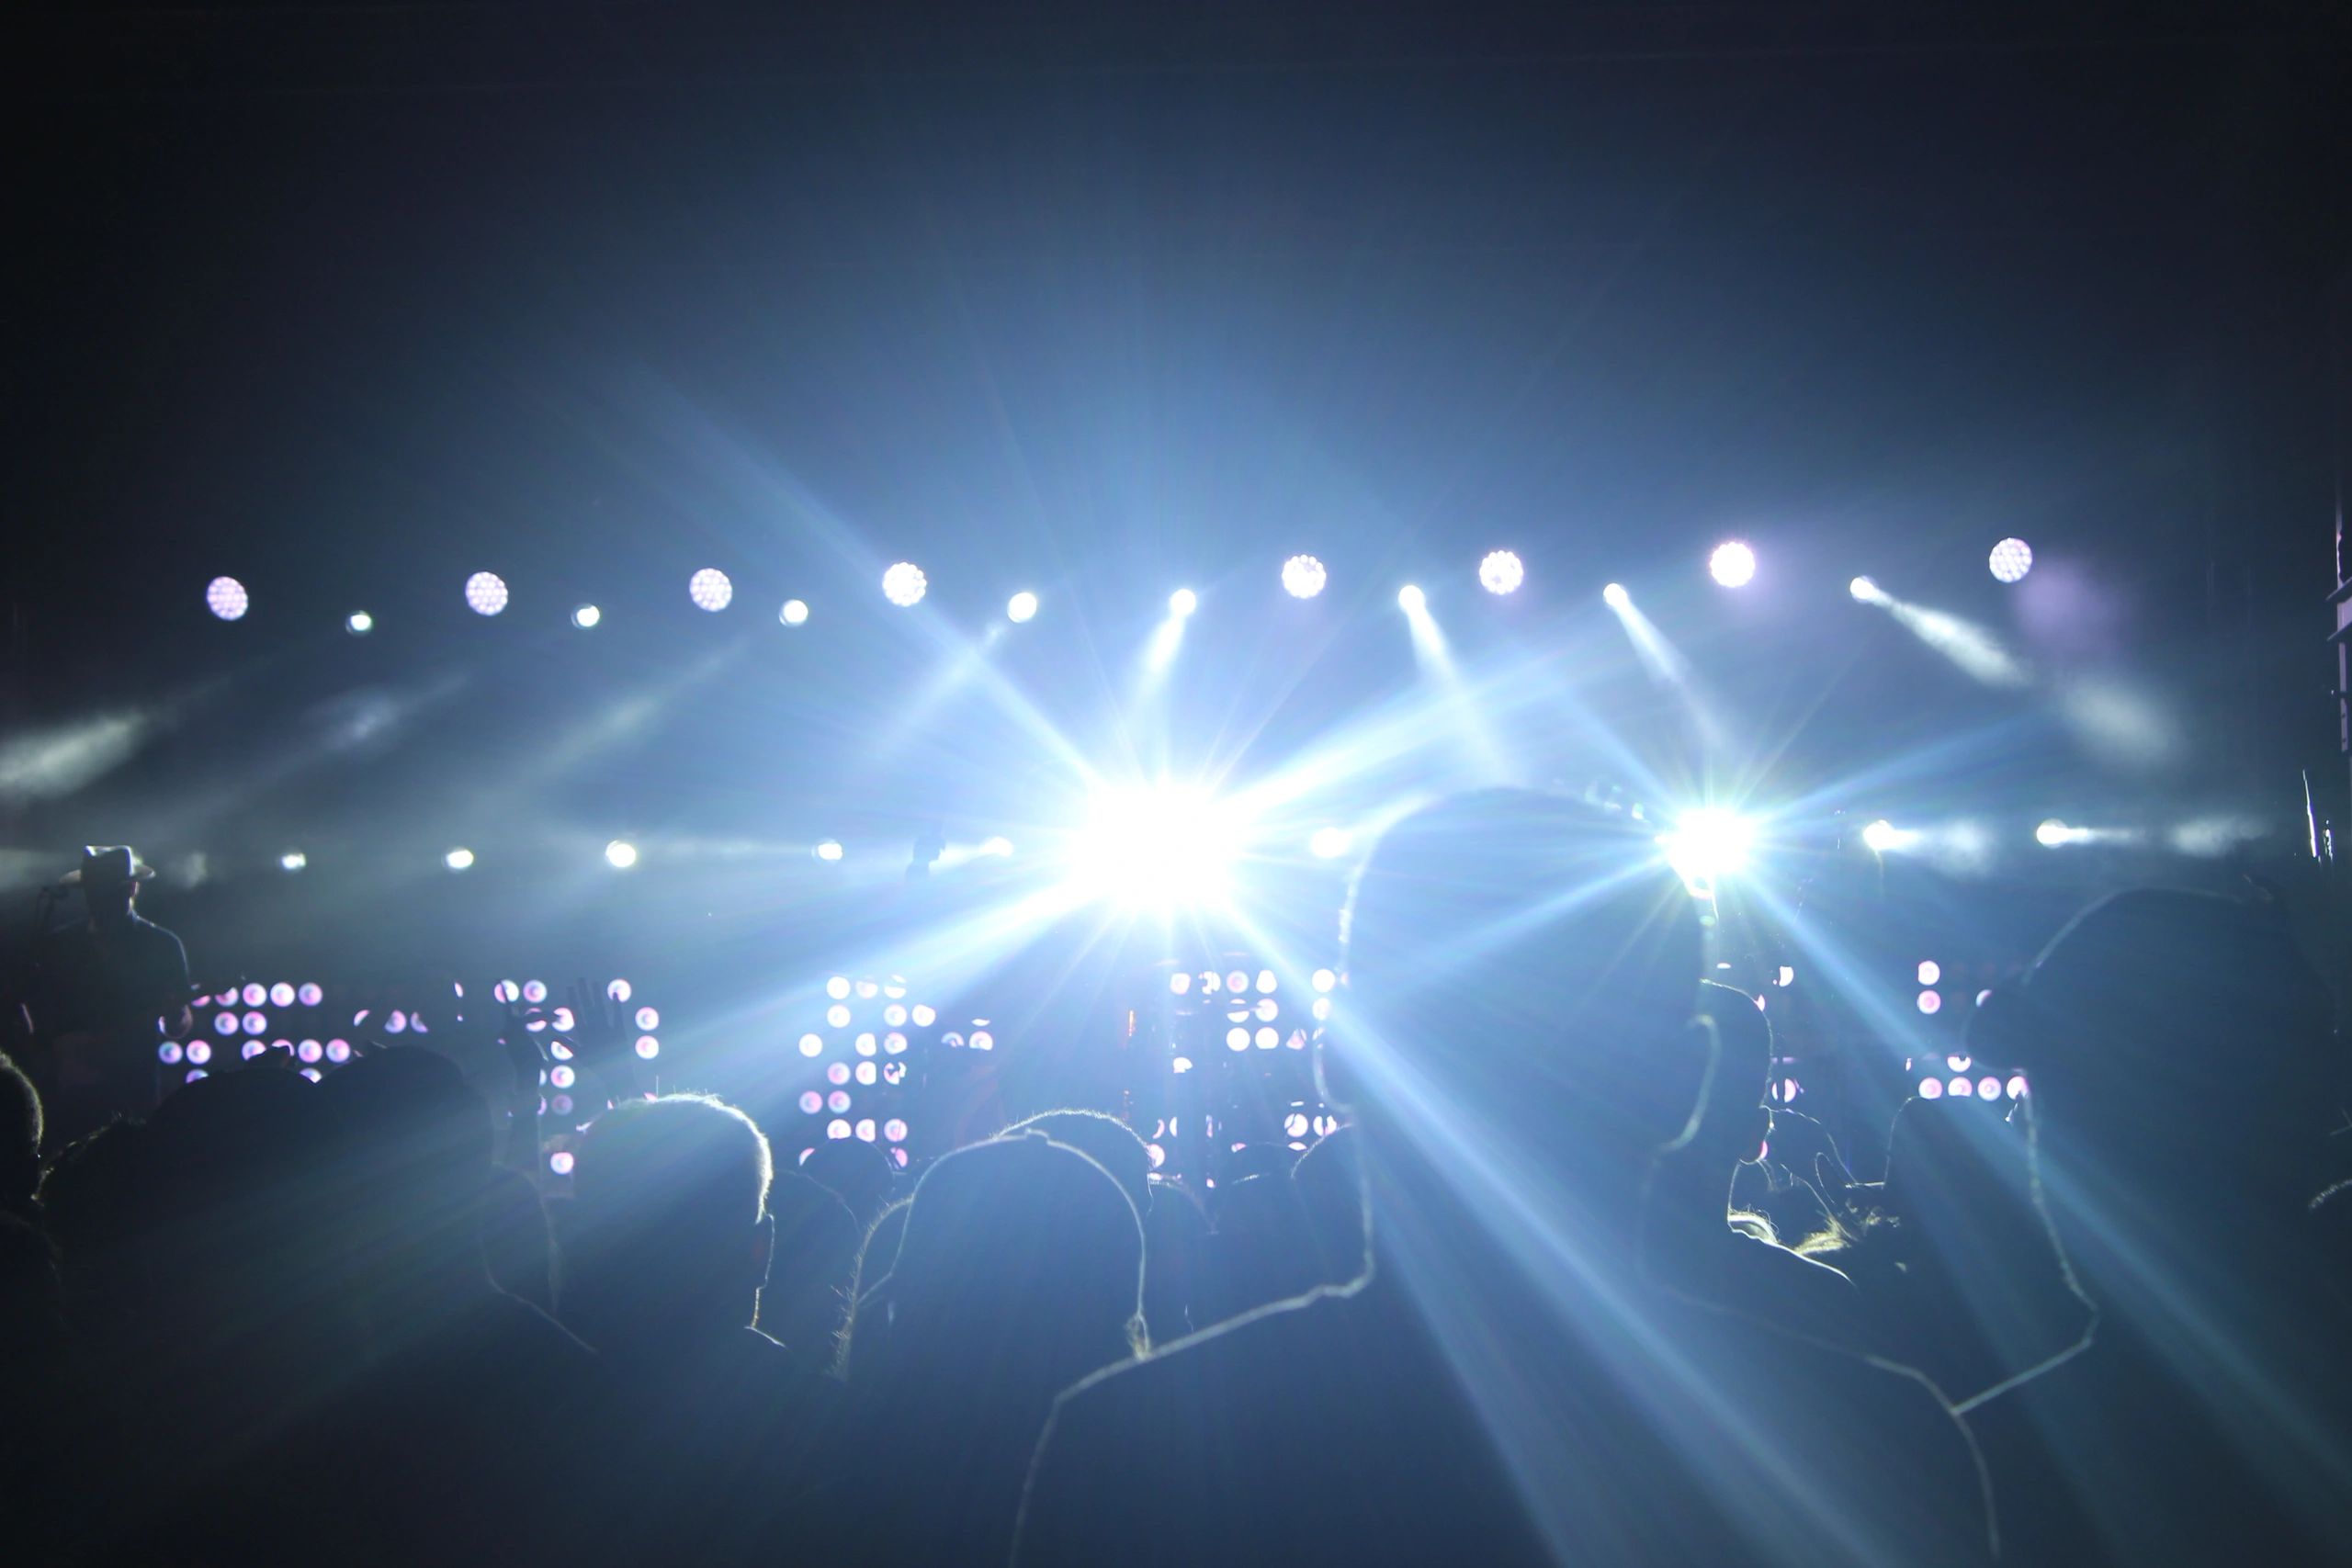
(28, 846, 191, 1145)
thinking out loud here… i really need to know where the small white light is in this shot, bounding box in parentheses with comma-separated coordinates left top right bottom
(1861, 819, 1912, 853)
(1989, 538, 2034, 583)
(1397, 584, 1426, 613)
(465, 571, 509, 615)
(445, 847, 476, 872)
(814, 840, 845, 863)
(1709, 541, 1757, 588)
(1601, 583, 1630, 610)
(779, 599, 809, 626)
(1282, 555, 1328, 599)
(1006, 592, 1038, 624)
(979, 836, 1014, 857)
(1169, 588, 1198, 617)
(279, 851, 307, 873)
(688, 568, 734, 612)
(2036, 818, 2074, 848)
(1478, 550, 1524, 595)
(345, 611, 374, 636)
(605, 840, 639, 869)
(1307, 826, 1353, 860)
(882, 562, 928, 607)
(1849, 576, 1878, 602)
(206, 577, 250, 621)
(572, 604, 602, 629)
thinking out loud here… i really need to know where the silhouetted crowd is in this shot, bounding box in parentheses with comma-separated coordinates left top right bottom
(4, 789, 2348, 1565)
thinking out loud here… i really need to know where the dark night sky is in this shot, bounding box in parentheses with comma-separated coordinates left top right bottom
(6, 2, 2350, 988)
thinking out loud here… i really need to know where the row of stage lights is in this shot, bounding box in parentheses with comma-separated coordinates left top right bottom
(194, 538, 2042, 628)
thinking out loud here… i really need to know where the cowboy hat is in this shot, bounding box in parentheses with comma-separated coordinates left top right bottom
(58, 845, 157, 887)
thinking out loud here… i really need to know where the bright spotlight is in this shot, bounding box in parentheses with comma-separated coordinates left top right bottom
(465, 571, 509, 615)
(1397, 584, 1426, 613)
(605, 840, 639, 869)
(1282, 555, 1328, 599)
(1006, 591, 1038, 624)
(1849, 576, 1879, 602)
(1860, 819, 1917, 853)
(1307, 826, 1354, 860)
(814, 840, 845, 863)
(345, 611, 374, 636)
(882, 563, 928, 607)
(1478, 550, 1524, 595)
(1709, 540, 1757, 588)
(1169, 588, 1199, 617)
(1660, 807, 1753, 887)
(1070, 784, 1238, 910)
(444, 847, 476, 872)
(780, 599, 809, 626)
(2035, 818, 2084, 848)
(206, 577, 250, 621)
(979, 835, 1015, 857)
(688, 568, 734, 612)
(571, 604, 602, 629)
(1601, 582, 1630, 610)
(279, 851, 307, 873)
(1989, 538, 2035, 583)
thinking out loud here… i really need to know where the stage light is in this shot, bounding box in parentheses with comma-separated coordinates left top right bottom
(1917, 960, 1941, 986)
(206, 577, 250, 621)
(1989, 538, 2034, 583)
(1169, 588, 1199, 617)
(1282, 555, 1328, 599)
(882, 562, 928, 607)
(1917, 991, 1942, 1015)
(465, 572, 509, 615)
(271, 982, 296, 1007)
(1006, 592, 1038, 623)
(2036, 818, 2079, 848)
(1601, 582, 1630, 610)
(345, 611, 374, 636)
(607, 977, 633, 1002)
(279, 851, 307, 873)
(445, 847, 476, 872)
(1860, 819, 1917, 853)
(1709, 541, 1757, 588)
(688, 568, 733, 612)
(1307, 826, 1353, 860)
(635, 1035, 660, 1059)
(605, 840, 639, 869)
(1312, 968, 1337, 993)
(1070, 783, 1239, 911)
(299, 982, 322, 1005)
(1660, 807, 1753, 887)
(825, 976, 850, 999)
(814, 840, 844, 863)
(572, 604, 602, 629)
(1396, 584, 1426, 614)
(1478, 550, 1524, 595)
(780, 599, 809, 626)
(548, 1151, 575, 1177)
(979, 836, 1014, 857)
(1849, 576, 1879, 602)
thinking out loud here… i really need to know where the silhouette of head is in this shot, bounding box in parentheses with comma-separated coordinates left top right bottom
(850, 1133, 1143, 1404)
(2006, 889, 2332, 1198)
(1005, 1108, 1152, 1216)
(1690, 980, 1774, 1170)
(1338, 789, 1708, 1174)
(0, 1053, 41, 1216)
(567, 1093, 774, 1349)
(761, 1168, 860, 1362)
(798, 1136, 898, 1230)
(317, 1047, 494, 1281)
